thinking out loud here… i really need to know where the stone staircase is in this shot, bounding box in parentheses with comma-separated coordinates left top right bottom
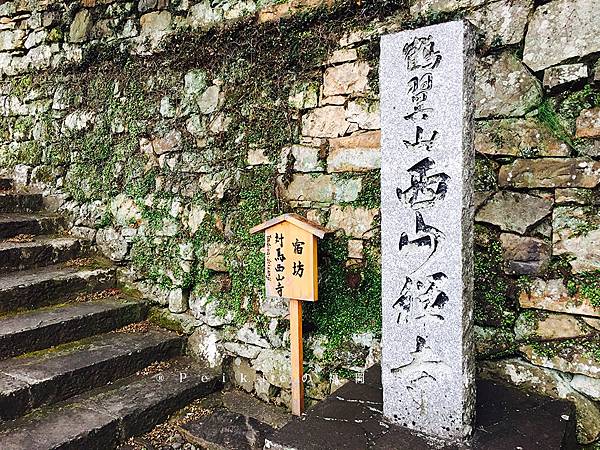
(0, 178, 220, 449)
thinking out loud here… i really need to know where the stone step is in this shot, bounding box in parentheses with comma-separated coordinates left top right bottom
(0, 193, 43, 213)
(0, 236, 89, 272)
(0, 263, 116, 314)
(0, 357, 221, 450)
(0, 327, 185, 421)
(0, 179, 12, 191)
(0, 358, 221, 450)
(0, 213, 65, 240)
(0, 297, 148, 360)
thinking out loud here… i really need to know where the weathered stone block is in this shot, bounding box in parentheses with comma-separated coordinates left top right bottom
(0, 29, 25, 51)
(278, 145, 322, 173)
(302, 106, 349, 138)
(380, 21, 475, 442)
(409, 0, 488, 17)
(247, 148, 271, 166)
(475, 51, 542, 119)
(327, 131, 380, 173)
(575, 107, 600, 139)
(198, 85, 220, 114)
(544, 64, 589, 91)
(345, 100, 380, 130)
(500, 233, 550, 275)
(252, 349, 291, 389)
(277, 174, 361, 204)
(514, 312, 589, 341)
(475, 118, 569, 157)
(322, 61, 370, 97)
(96, 227, 128, 261)
(467, 0, 532, 48)
(150, 129, 182, 155)
(476, 191, 552, 234)
(555, 188, 596, 205)
(519, 278, 600, 318)
(523, 0, 600, 72)
(520, 344, 600, 379)
(479, 358, 600, 443)
(69, 10, 92, 43)
(347, 239, 364, 259)
(140, 10, 172, 33)
(168, 288, 189, 314)
(499, 158, 600, 189)
(326, 205, 378, 239)
(553, 206, 600, 273)
(571, 375, 600, 401)
(188, 326, 223, 369)
(236, 323, 271, 349)
(232, 357, 257, 392)
(223, 342, 262, 359)
(204, 242, 228, 272)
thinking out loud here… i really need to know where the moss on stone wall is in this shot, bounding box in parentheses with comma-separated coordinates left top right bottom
(15, 0, 398, 347)
(474, 237, 516, 329)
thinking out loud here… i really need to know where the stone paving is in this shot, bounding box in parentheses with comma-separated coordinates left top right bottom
(266, 366, 577, 450)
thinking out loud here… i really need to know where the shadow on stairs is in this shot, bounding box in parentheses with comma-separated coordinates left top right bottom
(0, 178, 222, 449)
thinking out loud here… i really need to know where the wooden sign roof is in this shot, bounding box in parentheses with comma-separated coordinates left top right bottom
(250, 213, 329, 238)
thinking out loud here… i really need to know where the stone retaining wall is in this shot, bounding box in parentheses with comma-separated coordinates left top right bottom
(1, 0, 599, 444)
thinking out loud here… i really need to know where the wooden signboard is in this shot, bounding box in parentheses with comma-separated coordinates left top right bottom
(251, 214, 328, 416)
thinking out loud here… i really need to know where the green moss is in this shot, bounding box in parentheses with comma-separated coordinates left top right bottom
(213, 166, 282, 326)
(544, 254, 574, 280)
(13, 117, 33, 135)
(3, 0, 413, 356)
(474, 240, 515, 329)
(567, 270, 600, 308)
(538, 99, 574, 149)
(31, 165, 53, 183)
(4, 140, 43, 167)
(130, 234, 191, 290)
(16, 334, 98, 360)
(350, 170, 380, 209)
(10, 74, 33, 98)
(305, 236, 381, 348)
(47, 28, 63, 43)
(516, 275, 532, 293)
(557, 84, 600, 124)
(538, 85, 600, 154)
(530, 338, 600, 363)
(148, 307, 185, 333)
(474, 156, 498, 192)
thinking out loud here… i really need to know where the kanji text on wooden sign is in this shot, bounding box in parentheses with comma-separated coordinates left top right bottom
(251, 213, 328, 417)
(251, 213, 327, 302)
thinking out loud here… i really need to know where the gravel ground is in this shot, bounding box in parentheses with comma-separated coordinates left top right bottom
(117, 396, 215, 450)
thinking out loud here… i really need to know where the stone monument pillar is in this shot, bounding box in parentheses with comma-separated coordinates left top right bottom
(380, 20, 476, 442)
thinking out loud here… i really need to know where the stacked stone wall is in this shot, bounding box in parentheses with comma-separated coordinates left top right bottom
(1, 0, 599, 443)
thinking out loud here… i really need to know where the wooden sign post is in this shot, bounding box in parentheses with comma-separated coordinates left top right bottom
(250, 214, 328, 416)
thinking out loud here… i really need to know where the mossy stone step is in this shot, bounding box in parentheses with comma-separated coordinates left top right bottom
(0, 297, 147, 360)
(0, 213, 65, 240)
(0, 327, 185, 421)
(0, 263, 116, 314)
(0, 357, 221, 450)
(0, 193, 43, 213)
(0, 236, 88, 272)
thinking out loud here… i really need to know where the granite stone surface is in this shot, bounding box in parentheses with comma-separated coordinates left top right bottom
(379, 20, 476, 442)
